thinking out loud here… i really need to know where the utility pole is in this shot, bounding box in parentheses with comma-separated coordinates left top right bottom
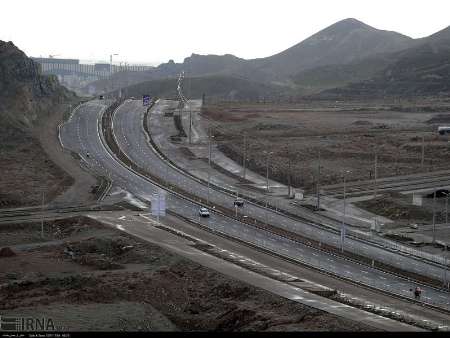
(208, 127, 212, 167)
(316, 149, 321, 210)
(421, 136, 425, 169)
(110, 53, 118, 97)
(446, 193, 449, 225)
(207, 169, 211, 204)
(189, 105, 192, 144)
(243, 134, 247, 180)
(374, 153, 378, 199)
(432, 189, 437, 244)
(265, 152, 273, 193)
(41, 192, 45, 238)
(287, 148, 292, 198)
(341, 171, 350, 252)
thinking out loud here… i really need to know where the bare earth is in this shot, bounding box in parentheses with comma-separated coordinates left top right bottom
(203, 99, 450, 191)
(0, 217, 377, 331)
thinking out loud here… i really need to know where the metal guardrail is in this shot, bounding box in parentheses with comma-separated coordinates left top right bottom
(100, 99, 450, 288)
(144, 100, 450, 271)
(58, 101, 115, 203)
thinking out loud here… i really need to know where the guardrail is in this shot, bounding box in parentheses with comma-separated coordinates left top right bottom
(58, 101, 114, 203)
(98, 99, 450, 290)
(143, 100, 450, 271)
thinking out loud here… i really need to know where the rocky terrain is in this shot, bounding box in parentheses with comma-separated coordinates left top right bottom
(0, 41, 76, 208)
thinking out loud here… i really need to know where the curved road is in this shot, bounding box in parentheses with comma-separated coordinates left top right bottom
(60, 99, 450, 311)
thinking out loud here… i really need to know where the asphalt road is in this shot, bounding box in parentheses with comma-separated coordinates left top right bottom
(116, 100, 449, 278)
(60, 99, 450, 311)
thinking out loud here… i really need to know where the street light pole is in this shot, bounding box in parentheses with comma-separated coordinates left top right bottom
(208, 127, 212, 167)
(341, 170, 350, 252)
(265, 152, 273, 193)
(443, 192, 450, 226)
(316, 149, 321, 210)
(432, 189, 437, 244)
(421, 136, 425, 169)
(243, 134, 247, 180)
(41, 192, 45, 238)
(110, 53, 118, 97)
(374, 153, 378, 199)
(207, 169, 211, 205)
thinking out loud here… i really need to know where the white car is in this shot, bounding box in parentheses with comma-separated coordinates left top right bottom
(199, 207, 210, 217)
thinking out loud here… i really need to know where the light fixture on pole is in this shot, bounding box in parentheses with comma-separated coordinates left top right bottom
(263, 151, 274, 193)
(341, 170, 351, 252)
(432, 189, 437, 244)
(109, 53, 118, 96)
(443, 191, 449, 226)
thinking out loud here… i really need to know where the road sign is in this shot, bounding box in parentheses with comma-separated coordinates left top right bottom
(143, 95, 151, 106)
(151, 190, 166, 219)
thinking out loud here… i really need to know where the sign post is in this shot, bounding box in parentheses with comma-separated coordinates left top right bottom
(151, 190, 166, 222)
(143, 95, 151, 106)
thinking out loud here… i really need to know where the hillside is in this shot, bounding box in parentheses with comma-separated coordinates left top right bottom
(291, 55, 395, 94)
(84, 18, 414, 96)
(317, 25, 450, 98)
(247, 18, 413, 82)
(118, 75, 291, 102)
(0, 41, 75, 207)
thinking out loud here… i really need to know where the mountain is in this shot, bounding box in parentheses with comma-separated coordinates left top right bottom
(83, 18, 415, 95)
(317, 25, 450, 98)
(291, 55, 395, 94)
(247, 18, 414, 82)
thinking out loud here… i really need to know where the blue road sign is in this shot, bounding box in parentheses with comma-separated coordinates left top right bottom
(143, 95, 151, 106)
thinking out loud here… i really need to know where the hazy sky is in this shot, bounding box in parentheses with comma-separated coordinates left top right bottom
(1, 0, 449, 65)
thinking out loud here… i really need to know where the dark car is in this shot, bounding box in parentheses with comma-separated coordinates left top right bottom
(234, 198, 244, 207)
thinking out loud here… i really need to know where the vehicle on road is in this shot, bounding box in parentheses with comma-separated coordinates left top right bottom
(438, 126, 450, 135)
(199, 207, 210, 217)
(99, 95, 104, 100)
(234, 198, 244, 207)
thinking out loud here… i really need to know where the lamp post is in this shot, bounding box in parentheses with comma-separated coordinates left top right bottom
(208, 127, 215, 168)
(341, 170, 351, 252)
(444, 192, 449, 226)
(243, 134, 248, 180)
(263, 151, 274, 193)
(432, 189, 437, 244)
(110, 53, 118, 97)
(316, 149, 321, 210)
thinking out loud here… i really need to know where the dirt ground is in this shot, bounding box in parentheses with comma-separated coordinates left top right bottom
(202, 99, 450, 192)
(0, 216, 378, 331)
(0, 132, 73, 208)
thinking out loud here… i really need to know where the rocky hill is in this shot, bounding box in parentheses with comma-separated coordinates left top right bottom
(0, 41, 75, 208)
(317, 25, 450, 98)
(85, 18, 415, 96)
(0, 41, 74, 134)
(248, 18, 413, 82)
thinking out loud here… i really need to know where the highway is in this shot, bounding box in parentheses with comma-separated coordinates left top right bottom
(59, 99, 450, 311)
(118, 100, 450, 278)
